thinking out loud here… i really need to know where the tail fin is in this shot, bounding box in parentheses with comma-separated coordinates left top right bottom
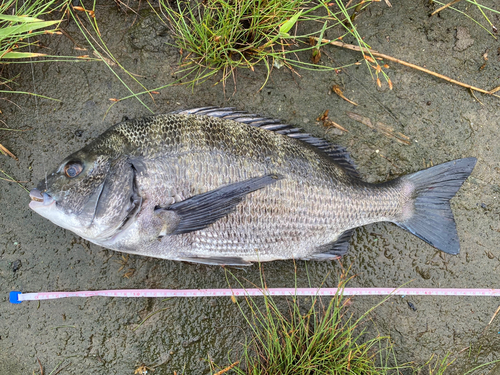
(394, 157, 477, 255)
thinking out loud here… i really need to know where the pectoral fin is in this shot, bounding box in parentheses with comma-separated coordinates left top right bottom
(160, 174, 283, 235)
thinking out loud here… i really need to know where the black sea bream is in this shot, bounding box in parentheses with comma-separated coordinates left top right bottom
(29, 108, 476, 265)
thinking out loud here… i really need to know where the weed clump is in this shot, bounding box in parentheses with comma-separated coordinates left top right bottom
(236, 296, 393, 373)
(160, 0, 310, 87)
(159, 0, 378, 88)
(0, 0, 69, 64)
(212, 267, 500, 374)
(0, 0, 88, 99)
(217, 271, 405, 375)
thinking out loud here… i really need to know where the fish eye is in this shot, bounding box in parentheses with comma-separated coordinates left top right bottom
(64, 161, 83, 178)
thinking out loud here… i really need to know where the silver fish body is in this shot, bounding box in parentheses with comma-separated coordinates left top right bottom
(29, 108, 476, 265)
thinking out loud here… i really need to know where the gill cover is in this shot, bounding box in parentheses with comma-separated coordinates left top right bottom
(30, 151, 142, 241)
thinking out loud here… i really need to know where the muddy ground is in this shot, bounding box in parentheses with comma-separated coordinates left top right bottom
(1, 0, 500, 374)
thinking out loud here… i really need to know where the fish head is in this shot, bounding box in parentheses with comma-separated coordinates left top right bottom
(29, 148, 142, 242)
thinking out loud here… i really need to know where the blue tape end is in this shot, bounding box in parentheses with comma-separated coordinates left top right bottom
(9, 291, 22, 304)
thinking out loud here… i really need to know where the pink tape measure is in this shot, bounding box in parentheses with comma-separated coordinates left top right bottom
(9, 287, 500, 304)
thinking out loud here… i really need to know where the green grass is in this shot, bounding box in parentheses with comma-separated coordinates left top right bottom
(1, 1, 498, 103)
(432, 0, 500, 39)
(215, 269, 407, 375)
(0, 0, 96, 64)
(209, 267, 500, 375)
(0, 0, 94, 99)
(0, 0, 62, 61)
(153, 0, 499, 90)
(0, 0, 76, 192)
(234, 297, 399, 373)
(157, 0, 378, 89)
(67, 1, 155, 114)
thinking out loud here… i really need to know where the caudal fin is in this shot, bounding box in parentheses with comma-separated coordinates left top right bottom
(394, 157, 477, 255)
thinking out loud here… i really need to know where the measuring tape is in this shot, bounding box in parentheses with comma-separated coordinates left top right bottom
(9, 287, 500, 304)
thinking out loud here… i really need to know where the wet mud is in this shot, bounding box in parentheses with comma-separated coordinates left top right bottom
(1, 1, 500, 374)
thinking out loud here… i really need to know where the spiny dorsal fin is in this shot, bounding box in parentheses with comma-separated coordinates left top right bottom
(170, 107, 360, 179)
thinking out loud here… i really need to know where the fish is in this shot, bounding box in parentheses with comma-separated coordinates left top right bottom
(29, 107, 477, 266)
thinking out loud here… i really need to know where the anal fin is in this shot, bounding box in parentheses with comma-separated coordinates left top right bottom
(305, 229, 354, 261)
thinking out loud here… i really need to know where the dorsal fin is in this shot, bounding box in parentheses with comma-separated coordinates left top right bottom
(170, 107, 360, 179)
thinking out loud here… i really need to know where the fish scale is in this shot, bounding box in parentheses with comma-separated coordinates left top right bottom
(29, 109, 476, 265)
(97, 119, 404, 258)
(144, 118, 370, 255)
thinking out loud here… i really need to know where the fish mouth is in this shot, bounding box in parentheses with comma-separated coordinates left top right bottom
(29, 188, 55, 209)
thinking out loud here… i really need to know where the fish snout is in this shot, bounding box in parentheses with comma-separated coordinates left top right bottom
(29, 188, 54, 207)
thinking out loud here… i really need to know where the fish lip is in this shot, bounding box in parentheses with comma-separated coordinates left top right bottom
(29, 188, 55, 208)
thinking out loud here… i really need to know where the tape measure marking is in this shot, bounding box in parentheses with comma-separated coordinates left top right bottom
(9, 288, 500, 304)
